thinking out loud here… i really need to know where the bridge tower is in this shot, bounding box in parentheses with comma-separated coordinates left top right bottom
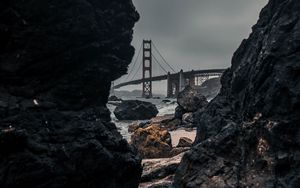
(142, 40, 153, 98)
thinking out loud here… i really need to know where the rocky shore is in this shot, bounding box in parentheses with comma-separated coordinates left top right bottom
(130, 117, 196, 188)
(0, 0, 299, 187)
(109, 88, 208, 187)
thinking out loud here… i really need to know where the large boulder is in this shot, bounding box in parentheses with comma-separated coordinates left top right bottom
(177, 86, 208, 112)
(174, 0, 300, 187)
(114, 100, 158, 120)
(131, 125, 172, 159)
(0, 1, 142, 188)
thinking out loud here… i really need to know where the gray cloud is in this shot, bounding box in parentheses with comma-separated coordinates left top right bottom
(115, 0, 268, 94)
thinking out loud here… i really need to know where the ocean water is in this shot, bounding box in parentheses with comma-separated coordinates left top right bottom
(107, 97, 177, 141)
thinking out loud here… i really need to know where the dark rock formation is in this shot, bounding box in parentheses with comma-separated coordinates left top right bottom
(177, 86, 208, 113)
(174, 0, 300, 187)
(174, 105, 186, 120)
(131, 125, 172, 159)
(181, 113, 194, 128)
(162, 99, 171, 103)
(0, 1, 141, 188)
(114, 100, 158, 120)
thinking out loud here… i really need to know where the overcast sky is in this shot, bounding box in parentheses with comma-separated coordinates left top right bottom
(115, 0, 268, 95)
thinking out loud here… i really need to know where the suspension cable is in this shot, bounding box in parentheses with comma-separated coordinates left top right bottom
(152, 54, 168, 74)
(152, 42, 177, 73)
(129, 59, 142, 81)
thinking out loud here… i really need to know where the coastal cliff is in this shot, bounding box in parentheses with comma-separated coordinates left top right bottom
(174, 0, 300, 187)
(0, 1, 141, 188)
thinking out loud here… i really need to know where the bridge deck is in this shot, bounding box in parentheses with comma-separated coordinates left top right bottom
(113, 69, 226, 89)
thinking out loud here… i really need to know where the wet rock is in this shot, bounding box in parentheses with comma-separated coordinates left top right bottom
(174, 0, 300, 187)
(176, 137, 193, 148)
(181, 113, 194, 128)
(160, 118, 181, 131)
(131, 125, 172, 159)
(114, 100, 158, 120)
(150, 114, 174, 124)
(174, 105, 186, 119)
(177, 86, 208, 112)
(108, 95, 122, 102)
(0, 0, 142, 187)
(162, 99, 171, 103)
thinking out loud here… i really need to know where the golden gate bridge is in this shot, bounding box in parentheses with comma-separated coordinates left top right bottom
(113, 40, 225, 98)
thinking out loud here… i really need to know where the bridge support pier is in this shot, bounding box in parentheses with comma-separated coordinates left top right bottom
(167, 72, 172, 98)
(167, 69, 187, 98)
(179, 69, 185, 92)
(167, 72, 179, 98)
(142, 40, 153, 98)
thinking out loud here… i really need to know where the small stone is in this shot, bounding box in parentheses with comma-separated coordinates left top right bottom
(176, 137, 193, 148)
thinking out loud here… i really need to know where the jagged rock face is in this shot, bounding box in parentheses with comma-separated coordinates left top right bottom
(174, 0, 300, 187)
(0, 1, 142, 188)
(0, 0, 139, 110)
